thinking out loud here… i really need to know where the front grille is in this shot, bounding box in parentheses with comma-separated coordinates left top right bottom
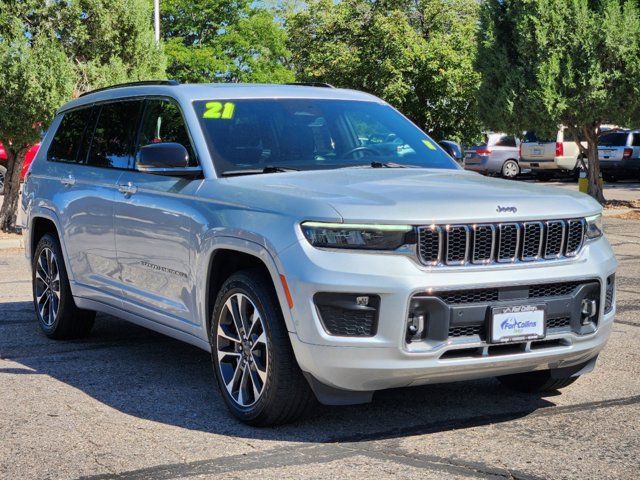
(437, 288, 499, 304)
(449, 325, 483, 338)
(435, 281, 584, 305)
(547, 316, 571, 329)
(418, 218, 586, 266)
(529, 281, 582, 298)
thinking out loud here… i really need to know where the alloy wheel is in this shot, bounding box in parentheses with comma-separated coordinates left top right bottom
(216, 293, 269, 407)
(34, 247, 60, 326)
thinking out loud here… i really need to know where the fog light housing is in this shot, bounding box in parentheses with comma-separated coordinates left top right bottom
(581, 298, 597, 325)
(314, 293, 380, 337)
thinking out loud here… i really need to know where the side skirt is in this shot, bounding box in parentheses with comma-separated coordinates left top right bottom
(74, 296, 212, 353)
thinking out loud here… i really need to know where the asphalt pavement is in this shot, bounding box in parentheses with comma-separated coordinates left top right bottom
(0, 218, 639, 480)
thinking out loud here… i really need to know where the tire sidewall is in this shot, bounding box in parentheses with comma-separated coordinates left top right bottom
(210, 274, 280, 423)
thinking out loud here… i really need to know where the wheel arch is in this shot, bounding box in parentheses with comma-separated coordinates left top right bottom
(27, 208, 76, 283)
(201, 238, 296, 341)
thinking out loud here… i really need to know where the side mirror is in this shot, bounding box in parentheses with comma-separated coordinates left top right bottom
(136, 142, 201, 176)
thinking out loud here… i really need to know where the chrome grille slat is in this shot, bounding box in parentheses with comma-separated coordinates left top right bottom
(522, 222, 543, 261)
(472, 224, 495, 264)
(544, 220, 565, 258)
(417, 226, 442, 265)
(417, 218, 587, 266)
(497, 223, 520, 262)
(445, 225, 469, 265)
(566, 219, 585, 256)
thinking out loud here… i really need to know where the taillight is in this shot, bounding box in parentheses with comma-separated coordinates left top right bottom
(555, 142, 563, 157)
(518, 143, 522, 158)
(476, 148, 492, 156)
(623, 148, 633, 159)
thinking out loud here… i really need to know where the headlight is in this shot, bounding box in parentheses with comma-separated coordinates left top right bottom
(301, 222, 415, 250)
(585, 214, 603, 240)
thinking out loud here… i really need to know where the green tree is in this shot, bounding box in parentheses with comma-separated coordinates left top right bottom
(477, 0, 640, 203)
(285, 0, 481, 143)
(0, 0, 165, 231)
(162, 0, 294, 83)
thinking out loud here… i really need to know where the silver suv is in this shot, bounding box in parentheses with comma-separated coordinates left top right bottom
(20, 82, 617, 426)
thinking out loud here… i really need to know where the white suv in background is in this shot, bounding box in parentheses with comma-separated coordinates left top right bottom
(519, 128, 587, 177)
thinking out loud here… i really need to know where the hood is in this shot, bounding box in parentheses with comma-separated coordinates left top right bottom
(218, 168, 601, 224)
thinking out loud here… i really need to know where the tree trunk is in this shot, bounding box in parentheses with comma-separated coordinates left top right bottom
(582, 125, 605, 205)
(0, 146, 27, 232)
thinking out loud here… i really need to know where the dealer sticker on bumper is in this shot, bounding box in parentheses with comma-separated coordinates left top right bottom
(491, 305, 545, 343)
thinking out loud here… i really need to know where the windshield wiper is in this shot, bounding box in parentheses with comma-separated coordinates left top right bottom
(221, 166, 300, 177)
(369, 161, 415, 168)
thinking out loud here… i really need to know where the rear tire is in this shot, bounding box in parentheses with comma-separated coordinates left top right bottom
(0, 164, 6, 194)
(32, 233, 95, 339)
(497, 370, 578, 393)
(501, 159, 520, 179)
(210, 269, 314, 426)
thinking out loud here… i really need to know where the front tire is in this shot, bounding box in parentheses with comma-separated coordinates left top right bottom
(32, 233, 95, 339)
(497, 370, 578, 393)
(501, 159, 520, 179)
(210, 270, 314, 426)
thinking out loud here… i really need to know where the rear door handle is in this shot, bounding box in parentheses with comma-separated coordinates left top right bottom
(60, 175, 76, 187)
(118, 182, 138, 196)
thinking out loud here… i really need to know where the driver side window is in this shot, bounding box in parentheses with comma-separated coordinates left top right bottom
(137, 99, 198, 167)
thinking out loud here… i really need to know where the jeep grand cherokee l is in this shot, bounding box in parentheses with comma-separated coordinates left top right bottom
(20, 82, 617, 426)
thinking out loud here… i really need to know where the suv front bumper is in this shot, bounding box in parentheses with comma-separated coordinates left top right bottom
(279, 236, 617, 393)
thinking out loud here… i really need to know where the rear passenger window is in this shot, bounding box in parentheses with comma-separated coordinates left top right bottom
(494, 135, 517, 147)
(47, 109, 93, 163)
(632, 134, 640, 146)
(87, 100, 143, 169)
(137, 99, 198, 167)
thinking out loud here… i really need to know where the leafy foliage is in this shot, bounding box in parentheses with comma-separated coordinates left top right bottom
(286, 0, 482, 143)
(0, 0, 165, 230)
(162, 0, 294, 83)
(477, 0, 640, 202)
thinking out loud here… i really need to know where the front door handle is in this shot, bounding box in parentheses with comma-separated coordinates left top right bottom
(60, 175, 76, 187)
(118, 181, 138, 196)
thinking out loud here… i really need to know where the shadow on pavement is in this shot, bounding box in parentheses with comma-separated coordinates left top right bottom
(1, 301, 557, 443)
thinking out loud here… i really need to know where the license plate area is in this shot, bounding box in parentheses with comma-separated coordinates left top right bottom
(490, 305, 546, 344)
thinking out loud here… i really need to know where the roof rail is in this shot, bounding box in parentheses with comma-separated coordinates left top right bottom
(285, 82, 335, 88)
(79, 80, 180, 97)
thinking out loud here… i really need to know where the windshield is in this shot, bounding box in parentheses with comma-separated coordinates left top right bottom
(193, 99, 458, 175)
(598, 132, 629, 147)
